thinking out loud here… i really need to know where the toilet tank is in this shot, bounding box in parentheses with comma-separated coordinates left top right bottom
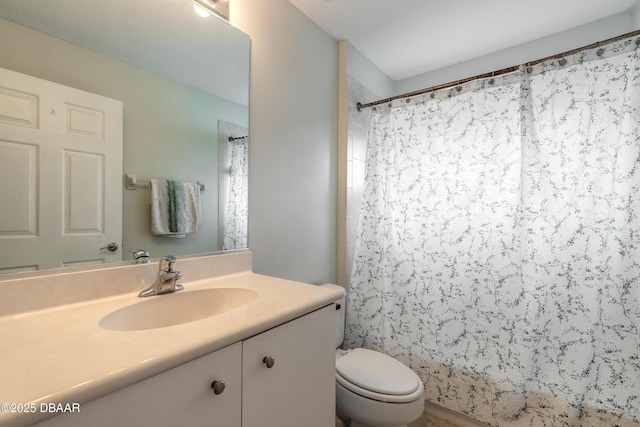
(321, 283, 346, 347)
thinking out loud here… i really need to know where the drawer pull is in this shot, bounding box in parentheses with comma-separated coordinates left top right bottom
(211, 380, 226, 395)
(263, 356, 275, 368)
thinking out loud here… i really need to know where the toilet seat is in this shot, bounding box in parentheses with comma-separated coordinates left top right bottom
(335, 348, 424, 403)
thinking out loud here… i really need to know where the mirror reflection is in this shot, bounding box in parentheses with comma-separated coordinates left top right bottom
(0, 0, 250, 275)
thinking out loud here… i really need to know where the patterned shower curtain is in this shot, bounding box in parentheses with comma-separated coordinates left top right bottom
(222, 136, 249, 250)
(346, 37, 640, 426)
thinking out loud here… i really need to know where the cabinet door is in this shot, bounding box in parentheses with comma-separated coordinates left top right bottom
(242, 305, 335, 427)
(34, 342, 242, 427)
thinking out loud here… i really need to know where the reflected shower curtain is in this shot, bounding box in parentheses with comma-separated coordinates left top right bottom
(346, 37, 640, 426)
(222, 136, 248, 250)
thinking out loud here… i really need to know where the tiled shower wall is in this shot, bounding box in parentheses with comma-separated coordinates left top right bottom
(346, 76, 377, 283)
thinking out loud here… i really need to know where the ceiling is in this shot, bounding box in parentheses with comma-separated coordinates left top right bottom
(288, 0, 637, 81)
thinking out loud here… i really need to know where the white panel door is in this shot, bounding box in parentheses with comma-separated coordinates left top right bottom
(0, 67, 123, 273)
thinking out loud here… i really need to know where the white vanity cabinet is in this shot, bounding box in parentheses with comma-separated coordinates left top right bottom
(242, 303, 335, 427)
(33, 304, 335, 427)
(34, 342, 243, 427)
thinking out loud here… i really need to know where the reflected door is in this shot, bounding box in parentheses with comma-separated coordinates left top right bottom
(0, 67, 123, 273)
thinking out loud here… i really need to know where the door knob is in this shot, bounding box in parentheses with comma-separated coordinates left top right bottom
(211, 380, 226, 395)
(100, 242, 119, 252)
(263, 356, 275, 368)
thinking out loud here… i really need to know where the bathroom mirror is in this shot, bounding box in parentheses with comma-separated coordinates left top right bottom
(0, 0, 250, 275)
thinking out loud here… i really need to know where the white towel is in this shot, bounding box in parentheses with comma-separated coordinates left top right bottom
(149, 179, 201, 237)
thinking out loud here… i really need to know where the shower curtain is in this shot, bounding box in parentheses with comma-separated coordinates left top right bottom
(222, 136, 249, 250)
(346, 37, 640, 426)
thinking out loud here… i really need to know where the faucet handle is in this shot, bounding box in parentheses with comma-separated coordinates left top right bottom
(159, 256, 177, 272)
(130, 249, 150, 263)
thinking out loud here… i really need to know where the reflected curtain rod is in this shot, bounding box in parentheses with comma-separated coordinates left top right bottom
(357, 29, 640, 111)
(228, 135, 248, 141)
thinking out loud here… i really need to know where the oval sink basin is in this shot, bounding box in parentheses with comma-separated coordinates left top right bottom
(99, 288, 258, 331)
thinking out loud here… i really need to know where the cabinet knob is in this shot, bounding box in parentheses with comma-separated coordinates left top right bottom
(262, 356, 275, 368)
(211, 380, 226, 395)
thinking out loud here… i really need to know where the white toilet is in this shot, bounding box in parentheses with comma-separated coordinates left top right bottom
(322, 284, 425, 427)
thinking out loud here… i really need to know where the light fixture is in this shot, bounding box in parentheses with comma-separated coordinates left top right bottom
(190, 0, 229, 20)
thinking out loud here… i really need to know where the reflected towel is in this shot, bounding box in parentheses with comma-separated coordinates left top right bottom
(150, 179, 201, 237)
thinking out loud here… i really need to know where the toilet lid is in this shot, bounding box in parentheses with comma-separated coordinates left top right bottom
(335, 348, 420, 396)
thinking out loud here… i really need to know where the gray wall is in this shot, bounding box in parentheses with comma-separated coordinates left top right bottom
(395, 10, 637, 95)
(232, 0, 339, 285)
(344, 9, 639, 97)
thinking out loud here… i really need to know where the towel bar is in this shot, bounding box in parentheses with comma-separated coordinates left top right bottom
(125, 174, 206, 192)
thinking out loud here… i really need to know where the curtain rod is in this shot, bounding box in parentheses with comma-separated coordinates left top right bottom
(357, 29, 640, 112)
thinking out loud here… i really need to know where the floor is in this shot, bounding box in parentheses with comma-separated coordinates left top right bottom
(408, 410, 459, 427)
(336, 408, 461, 427)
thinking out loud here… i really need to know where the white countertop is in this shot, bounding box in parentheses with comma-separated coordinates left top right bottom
(0, 272, 343, 427)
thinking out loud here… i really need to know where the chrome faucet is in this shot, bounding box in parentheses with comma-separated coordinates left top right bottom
(130, 249, 150, 263)
(138, 256, 183, 297)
